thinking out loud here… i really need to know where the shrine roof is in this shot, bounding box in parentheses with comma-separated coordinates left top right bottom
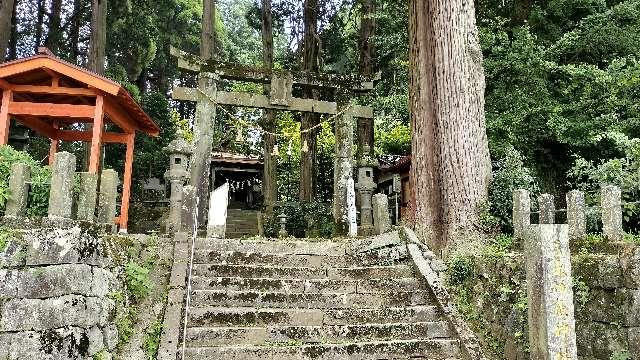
(379, 154, 411, 173)
(0, 48, 160, 136)
(211, 151, 263, 166)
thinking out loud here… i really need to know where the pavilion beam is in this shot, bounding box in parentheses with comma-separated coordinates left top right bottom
(11, 85, 98, 97)
(0, 90, 13, 144)
(120, 132, 135, 233)
(89, 95, 105, 174)
(9, 102, 95, 119)
(103, 98, 136, 133)
(0, 79, 12, 90)
(14, 116, 57, 139)
(57, 130, 128, 143)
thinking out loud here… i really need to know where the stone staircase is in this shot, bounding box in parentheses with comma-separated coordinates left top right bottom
(225, 209, 260, 238)
(179, 237, 463, 359)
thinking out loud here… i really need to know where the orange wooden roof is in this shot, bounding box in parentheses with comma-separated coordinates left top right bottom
(0, 49, 160, 136)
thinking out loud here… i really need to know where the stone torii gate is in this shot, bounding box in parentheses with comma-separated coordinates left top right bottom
(170, 47, 376, 233)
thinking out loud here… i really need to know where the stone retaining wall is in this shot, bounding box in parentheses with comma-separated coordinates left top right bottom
(449, 244, 640, 359)
(0, 224, 124, 360)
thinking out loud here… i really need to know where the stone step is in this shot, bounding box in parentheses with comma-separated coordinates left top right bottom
(183, 339, 461, 360)
(190, 290, 430, 309)
(190, 276, 422, 294)
(188, 306, 440, 327)
(191, 264, 414, 280)
(192, 250, 396, 268)
(194, 239, 347, 256)
(185, 321, 452, 346)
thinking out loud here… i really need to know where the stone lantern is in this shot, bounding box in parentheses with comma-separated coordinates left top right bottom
(356, 145, 378, 236)
(164, 137, 192, 232)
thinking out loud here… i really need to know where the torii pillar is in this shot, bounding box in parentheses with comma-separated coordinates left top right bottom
(188, 72, 218, 225)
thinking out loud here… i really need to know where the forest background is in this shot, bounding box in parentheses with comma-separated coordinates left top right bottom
(3, 0, 640, 235)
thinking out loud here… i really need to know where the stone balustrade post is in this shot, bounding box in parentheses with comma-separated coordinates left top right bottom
(97, 169, 119, 224)
(538, 193, 555, 224)
(76, 172, 98, 221)
(47, 152, 76, 219)
(525, 224, 578, 360)
(180, 185, 197, 235)
(5, 163, 30, 217)
(372, 193, 391, 235)
(601, 185, 623, 242)
(566, 190, 586, 241)
(513, 189, 531, 239)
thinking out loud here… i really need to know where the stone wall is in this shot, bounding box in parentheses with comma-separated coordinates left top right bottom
(448, 244, 640, 359)
(0, 224, 125, 360)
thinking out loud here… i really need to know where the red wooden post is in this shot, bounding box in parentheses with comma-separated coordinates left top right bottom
(89, 95, 104, 173)
(48, 121, 59, 166)
(0, 90, 13, 145)
(120, 132, 135, 232)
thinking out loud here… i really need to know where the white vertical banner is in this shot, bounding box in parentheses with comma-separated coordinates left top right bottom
(347, 177, 358, 238)
(207, 183, 229, 238)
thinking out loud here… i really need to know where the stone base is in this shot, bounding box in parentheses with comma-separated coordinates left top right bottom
(358, 225, 375, 237)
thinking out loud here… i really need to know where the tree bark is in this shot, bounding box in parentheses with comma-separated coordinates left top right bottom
(35, 0, 46, 52)
(299, 0, 320, 202)
(261, 0, 278, 213)
(408, 0, 491, 255)
(45, 0, 64, 55)
(201, 0, 217, 60)
(0, 0, 16, 60)
(7, 0, 18, 60)
(69, 0, 85, 62)
(357, 0, 376, 161)
(88, 0, 107, 74)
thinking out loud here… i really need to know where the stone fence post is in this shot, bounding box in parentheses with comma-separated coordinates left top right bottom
(5, 163, 30, 217)
(566, 190, 586, 241)
(525, 224, 578, 360)
(601, 185, 623, 242)
(97, 169, 119, 225)
(76, 172, 98, 221)
(48, 151, 76, 219)
(372, 193, 391, 235)
(513, 189, 531, 239)
(538, 193, 555, 224)
(180, 185, 197, 236)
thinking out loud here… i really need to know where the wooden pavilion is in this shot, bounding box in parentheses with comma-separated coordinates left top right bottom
(0, 48, 160, 232)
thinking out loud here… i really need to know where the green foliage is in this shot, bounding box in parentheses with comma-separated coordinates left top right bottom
(446, 256, 475, 287)
(611, 351, 632, 360)
(92, 350, 110, 360)
(375, 122, 411, 155)
(0, 227, 14, 253)
(0, 145, 51, 217)
(264, 201, 335, 239)
(572, 276, 591, 309)
(568, 132, 640, 232)
(143, 320, 163, 360)
(125, 261, 153, 303)
(489, 147, 539, 232)
(483, 234, 516, 258)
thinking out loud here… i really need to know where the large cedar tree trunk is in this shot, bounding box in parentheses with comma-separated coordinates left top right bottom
(7, 0, 18, 60)
(88, 0, 107, 74)
(299, 0, 321, 202)
(408, 0, 491, 255)
(34, 0, 46, 52)
(357, 0, 376, 160)
(69, 0, 85, 62)
(0, 0, 16, 60)
(261, 0, 278, 213)
(45, 0, 64, 55)
(201, 0, 217, 60)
